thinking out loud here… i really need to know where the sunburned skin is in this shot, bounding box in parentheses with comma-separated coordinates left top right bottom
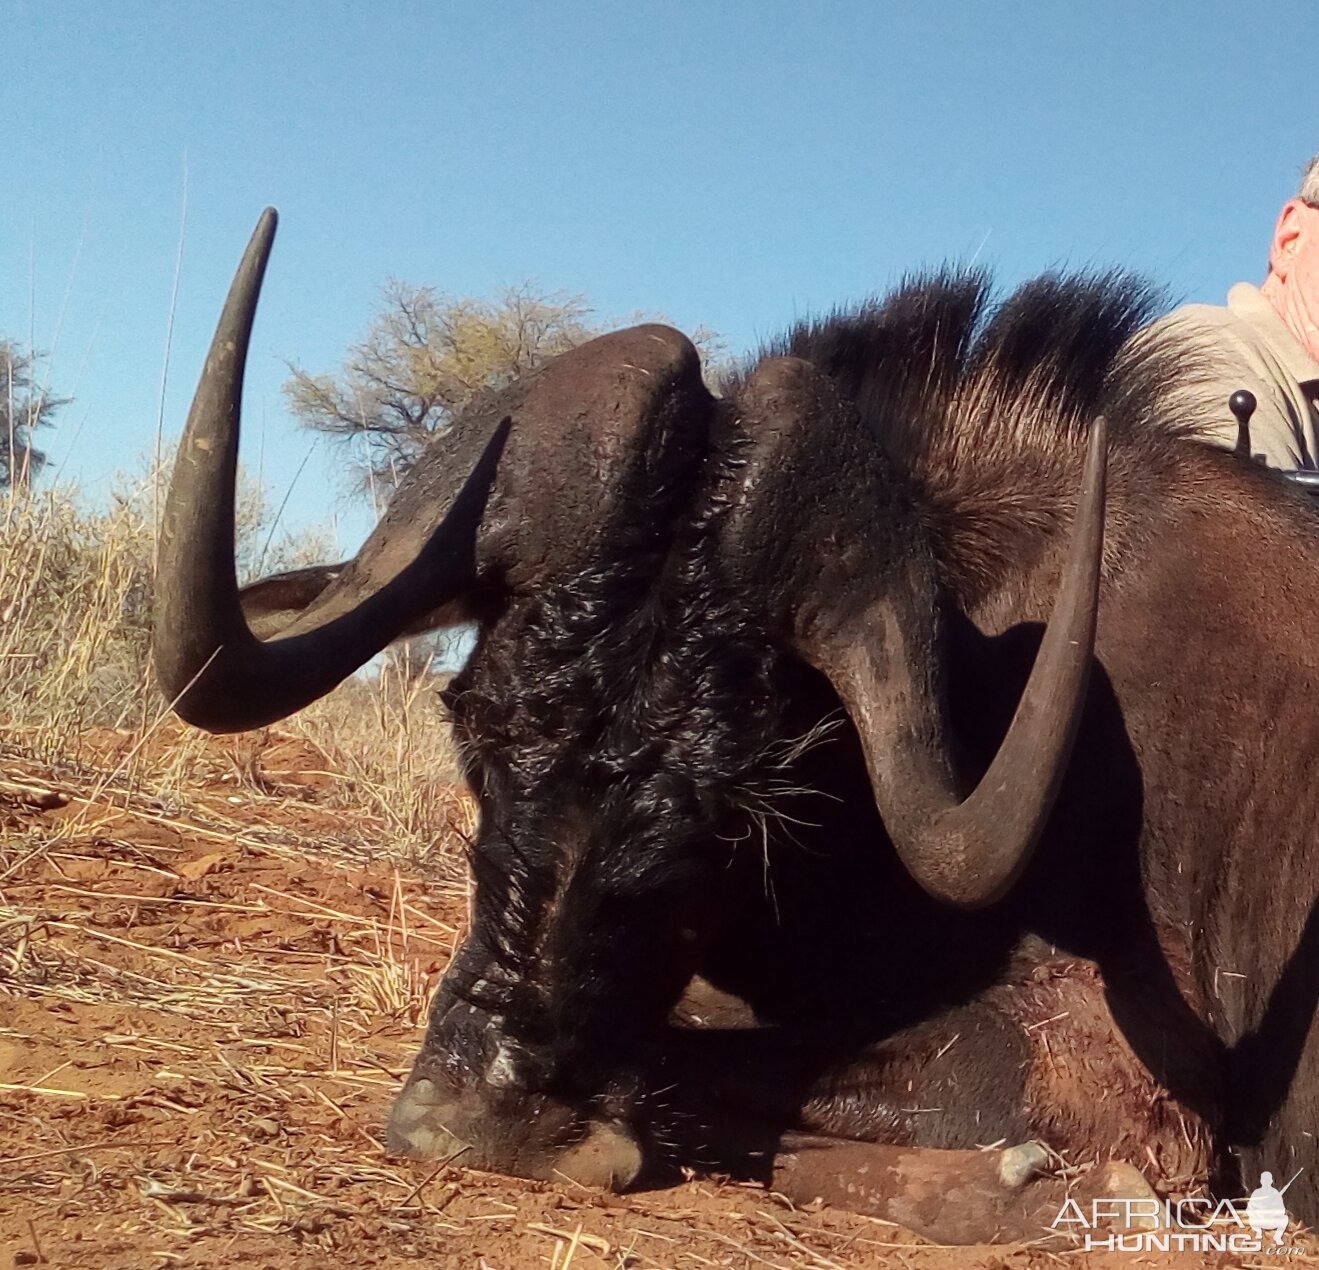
(1261, 198, 1319, 364)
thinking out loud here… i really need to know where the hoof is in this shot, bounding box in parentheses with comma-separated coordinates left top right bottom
(1069, 1160, 1161, 1231)
(998, 1141, 1050, 1189)
(554, 1120, 644, 1189)
(387, 1074, 642, 1190)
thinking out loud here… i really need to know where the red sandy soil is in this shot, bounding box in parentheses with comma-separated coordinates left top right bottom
(0, 731, 1307, 1269)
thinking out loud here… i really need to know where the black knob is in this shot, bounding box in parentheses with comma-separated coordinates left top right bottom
(1229, 389, 1256, 458)
(1229, 389, 1256, 423)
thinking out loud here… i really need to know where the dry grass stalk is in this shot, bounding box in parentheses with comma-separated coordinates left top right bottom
(0, 469, 471, 863)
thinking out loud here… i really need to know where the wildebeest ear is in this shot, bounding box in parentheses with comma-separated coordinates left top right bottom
(238, 564, 346, 640)
(240, 564, 479, 642)
(721, 356, 1105, 909)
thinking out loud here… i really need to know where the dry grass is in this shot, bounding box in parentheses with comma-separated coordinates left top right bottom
(0, 484, 157, 758)
(288, 672, 476, 869)
(0, 474, 469, 865)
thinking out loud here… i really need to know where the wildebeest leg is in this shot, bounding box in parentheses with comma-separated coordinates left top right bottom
(659, 1015, 1156, 1244)
(661, 962, 1209, 1243)
(770, 1136, 1157, 1245)
(663, 996, 1034, 1159)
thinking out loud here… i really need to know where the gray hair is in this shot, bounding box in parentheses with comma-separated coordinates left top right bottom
(1301, 153, 1319, 206)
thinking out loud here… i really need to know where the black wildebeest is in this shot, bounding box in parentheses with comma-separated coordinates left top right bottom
(154, 210, 1319, 1242)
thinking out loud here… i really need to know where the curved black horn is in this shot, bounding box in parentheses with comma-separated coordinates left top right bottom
(721, 357, 1106, 908)
(829, 417, 1106, 908)
(153, 210, 501, 732)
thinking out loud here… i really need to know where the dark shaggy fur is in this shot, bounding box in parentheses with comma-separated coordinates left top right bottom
(445, 421, 796, 1033)
(748, 269, 1205, 604)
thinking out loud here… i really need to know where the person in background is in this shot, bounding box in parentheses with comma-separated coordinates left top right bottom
(1148, 154, 1319, 469)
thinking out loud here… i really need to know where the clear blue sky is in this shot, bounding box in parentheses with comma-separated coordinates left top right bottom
(6, 1, 1318, 552)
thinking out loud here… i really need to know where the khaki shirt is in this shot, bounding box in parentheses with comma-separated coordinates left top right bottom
(1146, 283, 1319, 469)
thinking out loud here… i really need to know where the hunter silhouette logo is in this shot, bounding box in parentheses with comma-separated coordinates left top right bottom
(1246, 1170, 1302, 1246)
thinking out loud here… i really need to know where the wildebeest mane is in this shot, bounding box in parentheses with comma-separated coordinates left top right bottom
(746, 269, 1206, 603)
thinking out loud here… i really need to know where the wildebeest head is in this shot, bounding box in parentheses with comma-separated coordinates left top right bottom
(154, 212, 1107, 1186)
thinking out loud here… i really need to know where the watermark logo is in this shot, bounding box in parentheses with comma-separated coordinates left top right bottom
(1051, 1169, 1305, 1255)
(1247, 1171, 1296, 1247)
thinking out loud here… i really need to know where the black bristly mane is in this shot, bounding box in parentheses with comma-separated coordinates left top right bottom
(755, 269, 1201, 603)
(768, 268, 1185, 456)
